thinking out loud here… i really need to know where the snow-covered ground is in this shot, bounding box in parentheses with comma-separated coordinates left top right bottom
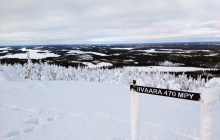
(204, 53, 219, 57)
(134, 49, 212, 54)
(111, 48, 133, 50)
(122, 48, 213, 54)
(0, 47, 11, 51)
(67, 50, 108, 56)
(0, 48, 60, 59)
(136, 49, 165, 53)
(0, 51, 8, 54)
(0, 66, 220, 140)
(125, 66, 217, 72)
(82, 62, 113, 68)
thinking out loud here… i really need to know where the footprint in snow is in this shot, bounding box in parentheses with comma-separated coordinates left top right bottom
(5, 129, 20, 137)
(22, 126, 35, 133)
(47, 117, 55, 121)
(25, 118, 40, 125)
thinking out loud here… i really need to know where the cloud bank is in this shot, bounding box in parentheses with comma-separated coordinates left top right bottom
(0, 0, 220, 45)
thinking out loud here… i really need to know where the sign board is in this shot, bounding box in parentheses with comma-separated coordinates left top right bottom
(130, 85, 201, 101)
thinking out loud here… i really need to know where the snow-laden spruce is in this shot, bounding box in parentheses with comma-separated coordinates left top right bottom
(0, 61, 206, 92)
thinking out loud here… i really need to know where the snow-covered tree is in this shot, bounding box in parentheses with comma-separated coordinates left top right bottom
(0, 59, 2, 71)
(215, 62, 220, 69)
(11, 60, 208, 92)
(23, 51, 33, 79)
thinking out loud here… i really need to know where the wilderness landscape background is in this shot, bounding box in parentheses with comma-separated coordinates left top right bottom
(0, 43, 220, 140)
(1, 0, 220, 139)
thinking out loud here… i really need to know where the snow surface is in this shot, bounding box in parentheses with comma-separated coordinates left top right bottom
(135, 49, 180, 54)
(111, 48, 133, 50)
(204, 53, 219, 57)
(82, 62, 113, 68)
(124, 59, 134, 62)
(78, 54, 93, 60)
(137, 49, 158, 53)
(0, 47, 11, 51)
(125, 66, 216, 72)
(137, 49, 213, 54)
(0, 51, 8, 53)
(159, 61, 184, 66)
(160, 49, 183, 51)
(0, 48, 60, 59)
(200, 78, 220, 140)
(68, 50, 108, 56)
(0, 66, 219, 140)
(130, 49, 212, 54)
(112, 53, 121, 56)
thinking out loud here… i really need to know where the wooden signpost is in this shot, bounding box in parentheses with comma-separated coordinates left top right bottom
(130, 85, 201, 101)
(130, 80, 202, 140)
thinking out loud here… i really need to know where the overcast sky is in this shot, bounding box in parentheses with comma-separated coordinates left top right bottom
(0, 0, 220, 45)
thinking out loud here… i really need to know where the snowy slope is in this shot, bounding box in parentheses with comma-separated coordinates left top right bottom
(0, 67, 220, 140)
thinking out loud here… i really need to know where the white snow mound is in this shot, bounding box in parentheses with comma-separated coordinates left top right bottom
(0, 70, 12, 81)
(0, 66, 22, 81)
(201, 78, 220, 104)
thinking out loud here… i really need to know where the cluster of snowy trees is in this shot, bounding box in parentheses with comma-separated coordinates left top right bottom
(0, 61, 202, 92)
(159, 60, 184, 67)
(0, 53, 208, 91)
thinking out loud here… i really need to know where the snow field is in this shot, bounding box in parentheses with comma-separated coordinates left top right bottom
(0, 81, 131, 140)
(82, 62, 113, 68)
(0, 48, 60, 59)
(125, 66, 216, 72)
(0, 65, 219, 139)
(67, 50, 108, 56)
(0, 79, 219, 140)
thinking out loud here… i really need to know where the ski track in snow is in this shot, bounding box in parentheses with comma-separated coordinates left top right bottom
(0, 103, 38, 113)
(0, 101, 130, 139)
(0, 83, 48, 92)
(143, 122, 199, 140)
(0, 103, 56, 138)
(0, 96, 195, 139)
(0, 96, 205, 140)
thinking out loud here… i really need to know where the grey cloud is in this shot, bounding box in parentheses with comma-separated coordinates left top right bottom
(0, 0, 220, 45)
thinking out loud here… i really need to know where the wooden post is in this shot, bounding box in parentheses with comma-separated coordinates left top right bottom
(200, 101, 214, 140)
(131, 80, 139, 140)
(200, 87, 219, 140)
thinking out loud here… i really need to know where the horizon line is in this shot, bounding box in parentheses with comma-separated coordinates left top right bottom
(1, 41, 220, 47)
